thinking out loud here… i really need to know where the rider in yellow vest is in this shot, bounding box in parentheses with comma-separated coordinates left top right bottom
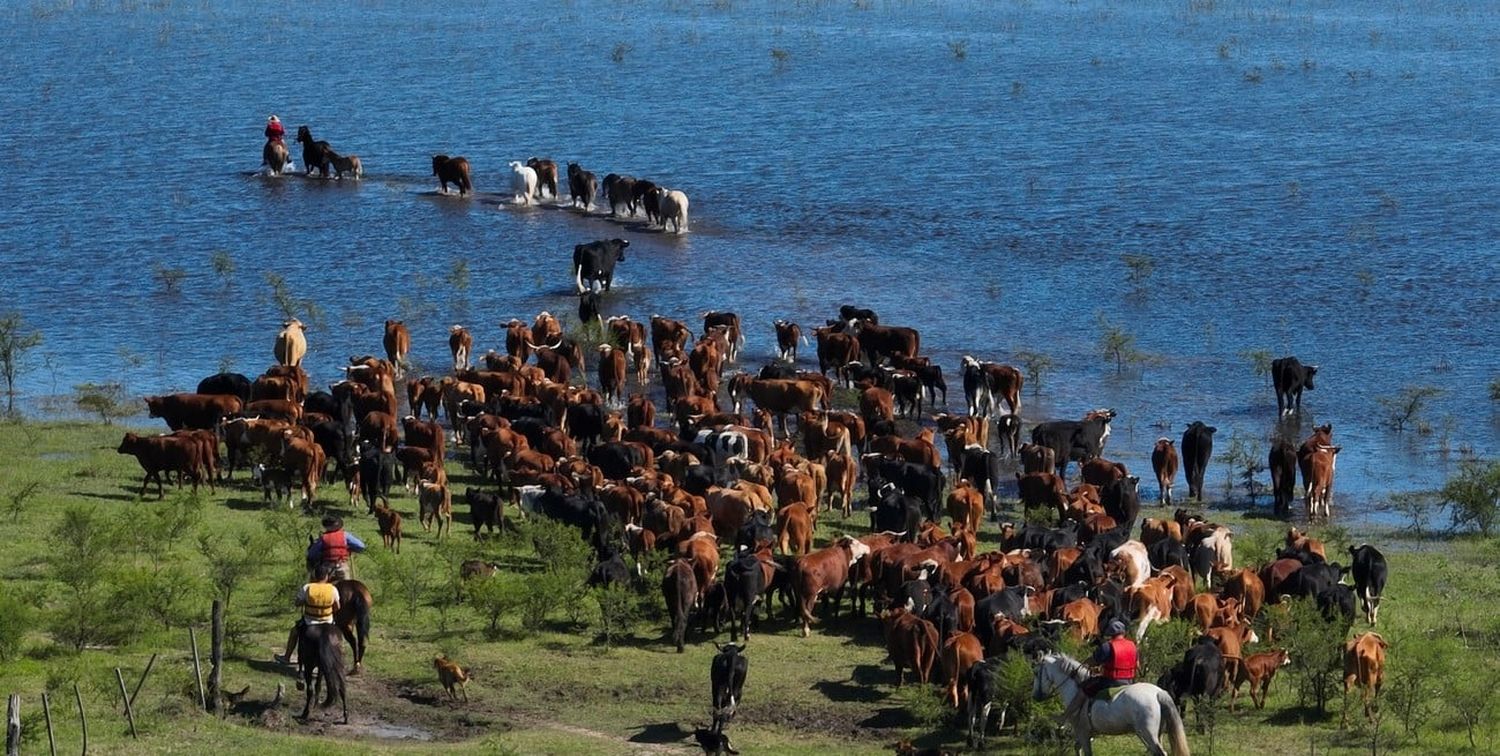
(273, 563, 341, 667)
(1063, 619, 1138, 721)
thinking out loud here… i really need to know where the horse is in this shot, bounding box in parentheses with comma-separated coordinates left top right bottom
(509, 161, 537, 205)
(432, 155, 472, 196)
(1031, 652, 1191, 756)
(296, 125, 335, 178)
(262, 140, 290, 176)
(296, 622, 348, 723)
(328, 152, 362, 180)
(334, 579, 373, 673)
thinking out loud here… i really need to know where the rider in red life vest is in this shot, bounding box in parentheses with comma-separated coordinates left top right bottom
(307, 515, 366, 582)
(265, 114, 285, 143)
(1063, 619, 1138, 721)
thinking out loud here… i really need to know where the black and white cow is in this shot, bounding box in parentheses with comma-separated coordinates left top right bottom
(960, 356, 990, 417)
(577, 292, 603, 330)
(1349, 544, 1388, 625)
(1181, 421, 1217, 502)
(871, 483, 923, 542)
(695, 428, 750, 468)
(1271, 356, 1318, 415)
(573, 238, 629, 293)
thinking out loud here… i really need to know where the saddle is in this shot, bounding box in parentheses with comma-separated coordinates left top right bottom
(1091, 685, 1130, 703)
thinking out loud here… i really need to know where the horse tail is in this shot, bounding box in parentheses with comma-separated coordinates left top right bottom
(353, 585, 372, 652)
(320, 626, 347, 707)
(1158, 689, 1191, 756)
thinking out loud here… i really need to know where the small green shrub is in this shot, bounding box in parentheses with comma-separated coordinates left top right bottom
(1281, 599, 1346, 717)
(1442, 459, 1500, 536)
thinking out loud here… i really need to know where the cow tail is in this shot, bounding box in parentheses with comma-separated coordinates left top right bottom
(1159, 689, 1190, 755)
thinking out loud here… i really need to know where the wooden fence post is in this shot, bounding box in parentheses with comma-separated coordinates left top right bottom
(189, 629, 206, 712)
(6, 693, 20, 756)
(127, 654, 156, 710)
(209, 600, 224, 716)
(72, 683, 86, 756)
(113, 669, 136, 740)
(42, 692, 56, 756)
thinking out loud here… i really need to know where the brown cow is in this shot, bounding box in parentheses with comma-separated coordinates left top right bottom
(1285, 528, 1327, 561)
(532, 311, 563, 348)
(813, 326, 860, 380)
(728, 376, 823, 438)
(446, 325, 472, 371)
(279, 432, 325, 507)
(274, 319, 307, 367)
(1016, 472, 1068, 517)
(702, 311, 743, 362)
(776, 500, 817, 556)
(1269, 439, 1298, 518)
(880, 606, 939, 686)
(650, 315, 692, 363)
(596, 344, 628, 406)
(1229, 648, 1289, 711)
(1018, 443, 1056, 474)
(1151, 438, 1179, 506)
(848, 321, 919, 363)
(793, 536, 872, 637)
(825, 450, 858, 518)
(773, 319, 804, 363)
(677, 532, 720, 603)
(418, 480, 453, 537)
(504, 319, 533, 364)
(1126, 574, 1176, 641)
(606, 316, 652, 385)
(1057, 598, 1103, 643)
(383, 320, 411, 378)
(946, 480, 984, 535)
(145, 393, 242, 431)
(939, 631, 984, 707)
(1304, 445, 1340, 519)
(858, 386, 895, 427)
(117, 433, 204, 498)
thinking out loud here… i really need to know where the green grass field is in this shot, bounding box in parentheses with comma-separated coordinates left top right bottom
(0, 421, 1496, 755)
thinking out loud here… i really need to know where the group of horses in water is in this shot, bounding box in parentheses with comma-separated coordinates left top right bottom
(262, 125, 362, 180)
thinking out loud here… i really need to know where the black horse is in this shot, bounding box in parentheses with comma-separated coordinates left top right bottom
(296, 125, 335, 178)
(335, 579, 374, 673)
(297, 622, 348, 723)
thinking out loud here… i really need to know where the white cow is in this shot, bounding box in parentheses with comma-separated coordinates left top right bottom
(509, 161, 538, 206)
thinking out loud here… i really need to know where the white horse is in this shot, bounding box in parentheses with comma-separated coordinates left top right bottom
(658, 188, 689, 233)
(1032, 653, 1190, 756)
(509, 161, 537, 205)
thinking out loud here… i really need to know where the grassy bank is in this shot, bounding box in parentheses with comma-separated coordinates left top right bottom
(0, 421, 1496, 755)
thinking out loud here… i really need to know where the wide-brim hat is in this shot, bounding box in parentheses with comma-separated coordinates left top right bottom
(1106, 619, 1127, 636)
(268, 115, 280, 123)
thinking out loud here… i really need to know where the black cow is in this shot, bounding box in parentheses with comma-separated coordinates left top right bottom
(1102, 475, 1141, 530)
(464, 488, 503, 538)
(1349, 544, 1388, 625)
(1181, 422, 1216, 502)
(577, 292, 602, 330)
(587, 442, 649, 481)
(1159, 636, 1225, 716)
(1187, 541, 1216, 586)
(565, 403, 606, 452)
(734, 510, 774, 552)
(1147, 537, 1190, 572)
(1271, 356, 1318, 415)
(1269, 439, 1298, 518)
(308, 419, 354, 479)
(838, 305, 878, 324)
(864, 455, 944, 519)
(196, 372, 252, 405)
(1282, 562, 1347, 600)
(1004, 521, 1079, 554)
(588, 545, 631, 588)
(723, 549, 765, 641)
(693, 728, 738, 756)
(757, 363, 797, 380)
(533, 489, 608, 542)
(924, 585, 960, 646)
(710, 643, 749, 733)
(357, 446, 397, 513)
(1029, 411, 1115, 478)
(304, 389, 353, 426)
(871, 484, 923, 541)
(1316, 583, 1356, 626)
(964, 658, 1002, 748)
(573, 238, 629, 294)
(996, 414, 1022, 458)
(895, 576, 933, 616)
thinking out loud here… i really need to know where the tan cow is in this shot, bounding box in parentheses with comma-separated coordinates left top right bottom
(449, 325, 473, 371)
(1343, 632, 1388, 724)
(274, 319, 307, 368)
(383, 320, 411, 378)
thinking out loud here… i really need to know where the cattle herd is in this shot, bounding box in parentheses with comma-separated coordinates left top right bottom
(115, 244, 1388, 748)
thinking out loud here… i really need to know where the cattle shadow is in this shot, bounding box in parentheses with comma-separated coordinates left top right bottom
(397, 690, 443, 707)
(70, 490, 139, 503)
(858, 707, 919, 729)
(223, 497, 270, 511)
(812, 678, 886, 704)
(628, 721, 691, 745)
(1264, 706, 1335, 726)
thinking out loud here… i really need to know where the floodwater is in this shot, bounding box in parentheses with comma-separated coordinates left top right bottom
(1, 0, 1496, 512)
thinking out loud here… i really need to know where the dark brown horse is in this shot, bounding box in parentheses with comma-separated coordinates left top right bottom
(263, 140, 290, 175)
(432, 154, 472, 196)
(527, 157, 559, 199)
(335, 579, 373, 673)
(296, 125, 335, 178)
(297, 622, 348, 723)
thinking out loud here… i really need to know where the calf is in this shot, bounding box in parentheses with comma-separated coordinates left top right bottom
(1348, 544, 1387, 625)
(418, 481, 453, 537)
(1181, 422, 1216, 502)
(773, 319, 804, 363)
(1230, 649, 1289, 711)
(465, 488, 503, 538)
(373, 502, 403, 552)
(449, 325, 473, 371)
(1342, 632, 1388, 724)
(1151, 438, 1179, 506)
(880, 606, 939, 686)
(1303, 445, 1340, 519)
(1271, 356, 1317, 415)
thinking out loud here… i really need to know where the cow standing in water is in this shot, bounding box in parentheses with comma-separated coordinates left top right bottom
(1181, 421, 1216, 502)
(1151, 438, 1179, 506)
(1272, 356, 1318, 415)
